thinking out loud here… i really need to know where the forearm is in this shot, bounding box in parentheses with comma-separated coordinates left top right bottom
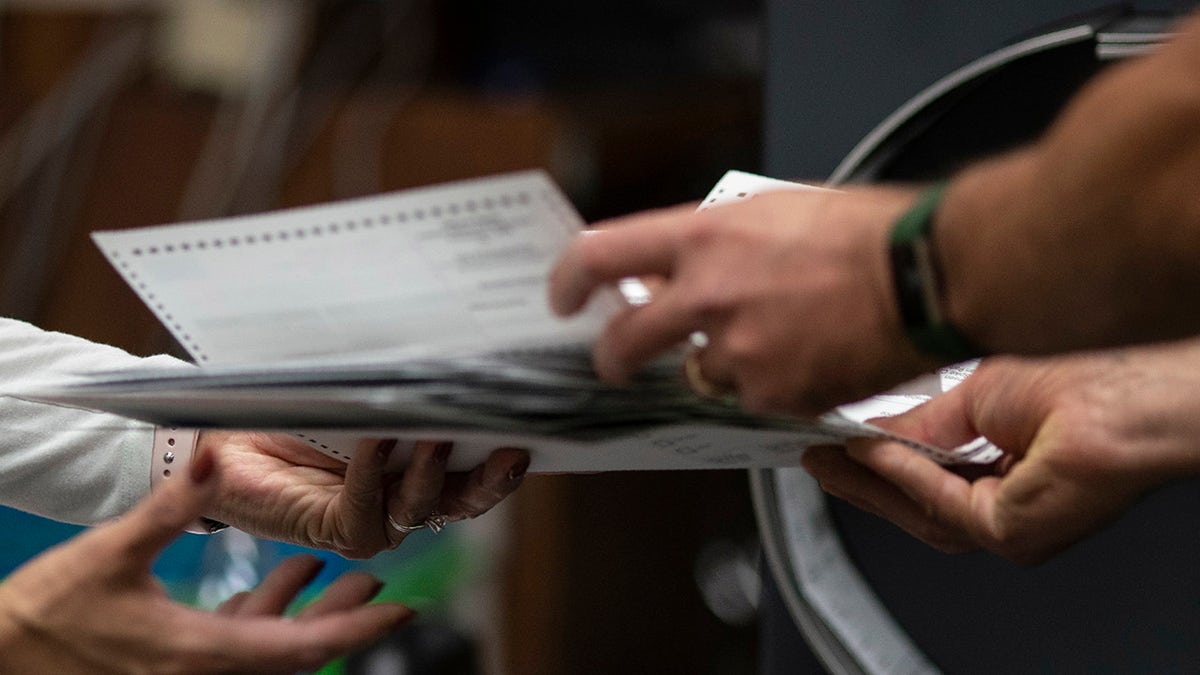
(1084, 340, 1200, 480)
(971, 340, 1200, 480)
(0, 318, 190, 524)
(938, 13, 1200, 354)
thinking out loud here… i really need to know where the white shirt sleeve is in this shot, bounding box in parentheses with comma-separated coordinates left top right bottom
(0, 317, 191, 524)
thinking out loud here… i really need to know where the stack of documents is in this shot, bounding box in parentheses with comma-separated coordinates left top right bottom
(26, 171, 1000, 472)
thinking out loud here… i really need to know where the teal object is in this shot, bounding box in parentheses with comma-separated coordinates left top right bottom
(0, 505, 477, 674)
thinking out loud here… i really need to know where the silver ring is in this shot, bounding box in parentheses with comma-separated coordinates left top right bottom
(387, 513, 425, 534)
(424, 512, 449, 534)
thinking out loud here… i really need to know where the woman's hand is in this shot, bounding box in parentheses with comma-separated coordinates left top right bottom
(0, 449, 412, 674)
(202, 433, 529, 558)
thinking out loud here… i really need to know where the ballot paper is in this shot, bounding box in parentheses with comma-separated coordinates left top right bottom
(25, 170, 1000, 472)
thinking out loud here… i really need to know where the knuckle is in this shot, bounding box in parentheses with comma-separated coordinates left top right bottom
(575, 237, 618, 279)
(444, 495, 488, 520)
(681, 214, 725, 247)
(391, 507, 427, 528)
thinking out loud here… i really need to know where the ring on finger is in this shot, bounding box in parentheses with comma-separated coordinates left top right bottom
(387, 513, 426, 534)
(684, 350, 735, 400)
(424, 512, 449, 534)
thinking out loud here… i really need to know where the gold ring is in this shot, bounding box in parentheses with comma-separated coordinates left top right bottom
(684, 351, 734, 400)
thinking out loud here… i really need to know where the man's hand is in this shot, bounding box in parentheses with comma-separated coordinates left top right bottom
(803, 341, 1200, 564)
(549, 186, 940, 416)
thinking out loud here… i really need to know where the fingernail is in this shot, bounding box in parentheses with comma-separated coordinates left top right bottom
(507, 458, 530, 482)
(434, 442, 452, 465)
(301, 558, 327, 586)
(190, 448, 215, 484)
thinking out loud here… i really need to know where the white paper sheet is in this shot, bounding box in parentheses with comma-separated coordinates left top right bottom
(94, 170, 622, 366)
(28, 170, 1001, 472)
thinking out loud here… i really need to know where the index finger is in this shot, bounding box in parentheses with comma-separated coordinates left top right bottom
(548, 204, 699, 316)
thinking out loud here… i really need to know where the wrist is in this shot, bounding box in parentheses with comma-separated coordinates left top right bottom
(937, 149, 1051, 353)
(150, 427, 228, 534)
(1103, 343, 1200, 479)
(150, 427, 199, 488)
(887, 183, 983, 361)
(849, 187, 947, 380)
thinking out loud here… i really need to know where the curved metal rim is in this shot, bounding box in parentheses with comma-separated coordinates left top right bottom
(753, 19, 1102, 675)
(829, 23, 1095, 185)
(750, 468, 868, 675)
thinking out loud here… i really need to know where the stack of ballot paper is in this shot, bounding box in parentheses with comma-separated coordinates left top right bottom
(25, 170, 1000, 472)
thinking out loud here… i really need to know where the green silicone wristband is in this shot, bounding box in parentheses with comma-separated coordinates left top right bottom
(888, 183, 982, 361)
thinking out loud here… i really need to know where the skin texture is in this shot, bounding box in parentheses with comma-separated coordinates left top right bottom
(0, 449, 415, 674)
(939, 13, 1200, 355)
(548, 14, 1200, 419)
(549, 185, 940, 416)
(0, 435, 528, 672)
(202, 434, 529, 558)
(547, 12, 1200, 567)
(803, 340, 1200, 564)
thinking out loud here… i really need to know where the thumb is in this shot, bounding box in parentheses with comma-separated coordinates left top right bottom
(106, 446, 221, 566)
(866, 384, 980, 451)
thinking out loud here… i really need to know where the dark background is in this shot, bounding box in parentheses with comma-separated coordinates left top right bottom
(0, 2, 763, 674)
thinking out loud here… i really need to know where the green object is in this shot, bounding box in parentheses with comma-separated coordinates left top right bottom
(307, 533, 477, 674)
(887, 182, 982, 361)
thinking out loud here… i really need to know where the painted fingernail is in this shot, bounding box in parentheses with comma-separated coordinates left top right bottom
(434, 442, 452, 465)
(190, 448, 215, 484)
(301, 557, 327, 586)
(507, 458, 530, 482)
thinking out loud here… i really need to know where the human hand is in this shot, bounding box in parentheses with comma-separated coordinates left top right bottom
(0, 448, 412, 674)
(548, 186, 942, 415)
(802, 342, 1200, 564)
(201, 433, 529, 558)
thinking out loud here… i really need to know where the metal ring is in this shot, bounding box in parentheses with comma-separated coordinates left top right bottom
(387, 513, 426, 534)
(684, 350, 735, 400)
(424, 512, 449, 534)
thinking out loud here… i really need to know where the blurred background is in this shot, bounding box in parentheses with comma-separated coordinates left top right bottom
(0, 1, 765, 673)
